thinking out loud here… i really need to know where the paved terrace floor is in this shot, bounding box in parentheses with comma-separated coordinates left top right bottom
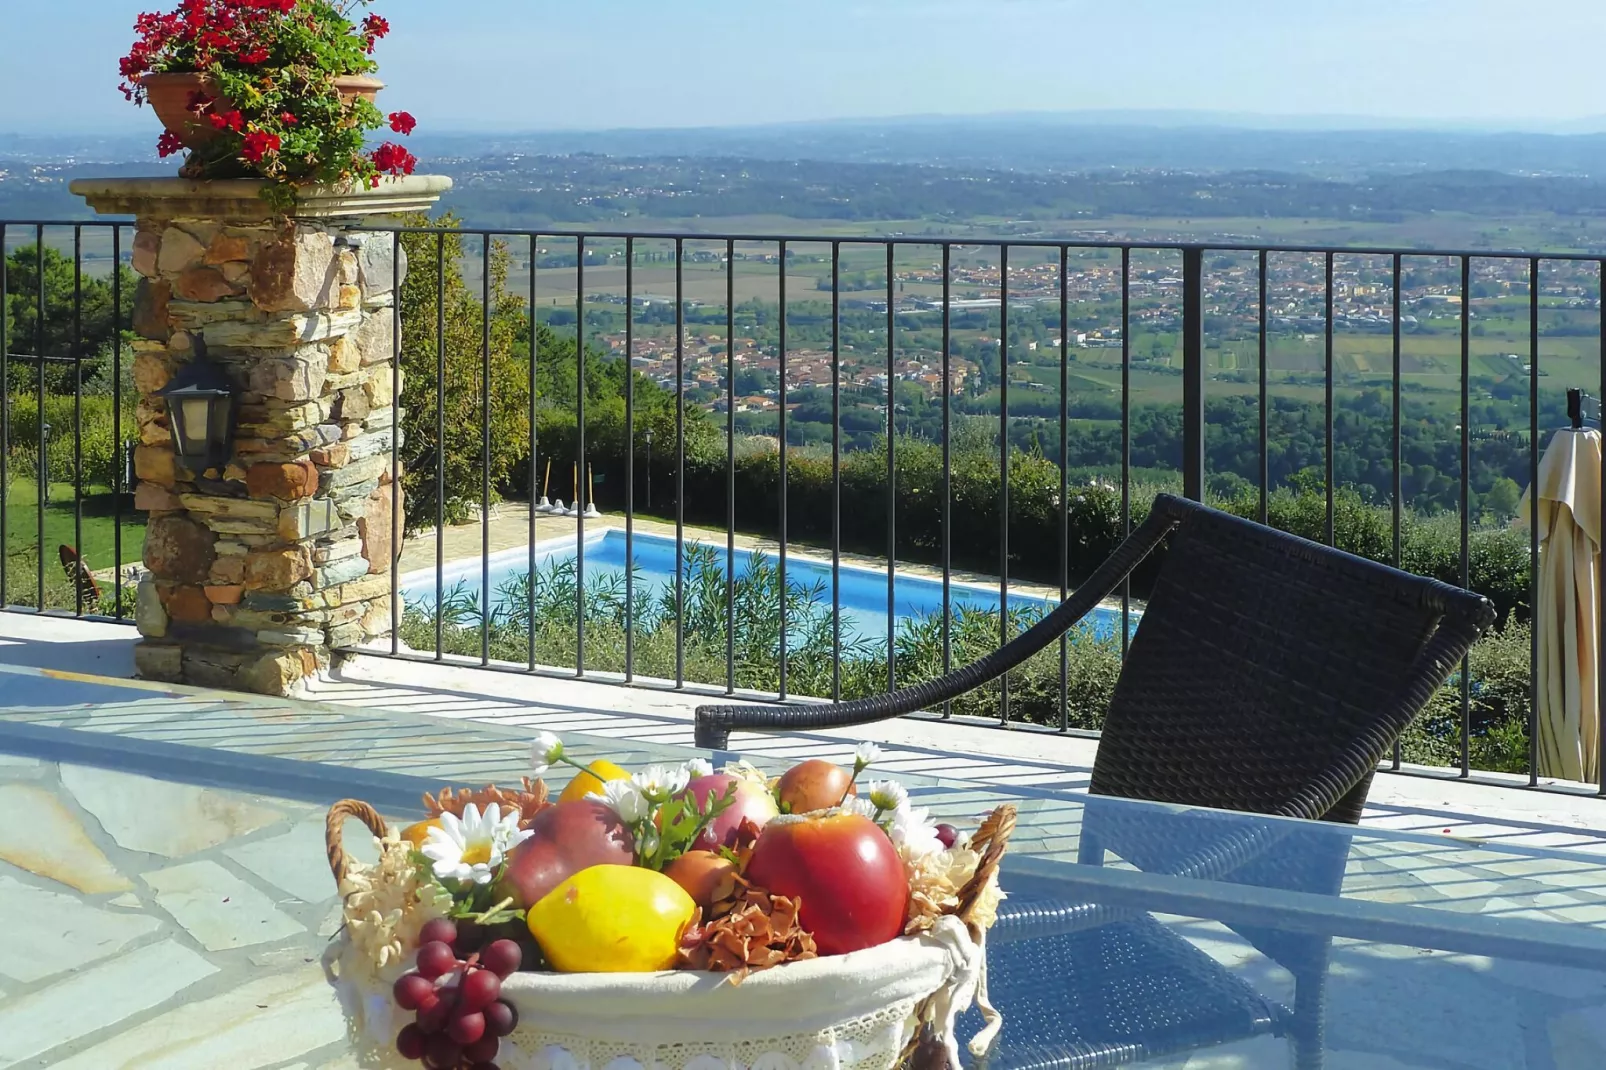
(4, 621, 1606, 1067)
(4, 614, 1604, 857)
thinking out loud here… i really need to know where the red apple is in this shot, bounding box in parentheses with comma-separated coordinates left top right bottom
(745, 812, 906, 955)
(776, 759, 856, 814)
(680, 773, 779, 851)
(494, 800, 634, 908)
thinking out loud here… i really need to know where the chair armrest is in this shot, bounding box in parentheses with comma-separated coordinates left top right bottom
(694, 502, 1187, 749)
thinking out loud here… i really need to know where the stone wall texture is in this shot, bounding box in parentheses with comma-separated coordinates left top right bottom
(128, 215, 406, 695)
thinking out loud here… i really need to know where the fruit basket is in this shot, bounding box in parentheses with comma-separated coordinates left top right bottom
(322, 740, 1013, 1070)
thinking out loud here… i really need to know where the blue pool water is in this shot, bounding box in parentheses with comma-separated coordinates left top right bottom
(402, 529, 1129, 644)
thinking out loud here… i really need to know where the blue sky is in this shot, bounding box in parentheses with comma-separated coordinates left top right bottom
(5, 0, 1604, 133)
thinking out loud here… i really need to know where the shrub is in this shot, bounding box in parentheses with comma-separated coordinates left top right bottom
(6, 393, 133, 491)
(552, 428, 1529, 624)
(1402, 619, 1532, 774)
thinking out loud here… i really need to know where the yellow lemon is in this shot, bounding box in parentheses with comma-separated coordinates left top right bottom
(399, 818, 442, 848)
(527, 864, 696, 973)
(558, 759, 631, 804)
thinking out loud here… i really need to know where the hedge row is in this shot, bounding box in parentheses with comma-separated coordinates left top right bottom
(532, 414, 1531, 623)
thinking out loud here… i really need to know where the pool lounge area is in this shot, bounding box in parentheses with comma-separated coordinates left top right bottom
(399, 528, 1133, 643)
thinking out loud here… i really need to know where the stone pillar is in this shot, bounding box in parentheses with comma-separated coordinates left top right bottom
(73, 177, 450, 695)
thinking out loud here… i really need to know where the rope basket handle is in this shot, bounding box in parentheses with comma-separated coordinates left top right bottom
(325, 799, 390, 889)
(955, 803, 1016, 926)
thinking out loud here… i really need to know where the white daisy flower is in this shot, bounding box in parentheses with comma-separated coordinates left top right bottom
(530, 732, 564, 778)
(590, 778, 648, 824)
(866, 779, 909, 813)
(888, 804, 944, 859)
(633, 763, 690, 802)
(840, 795, 880, 820)
(421, 803, 532, 885)
(683, 757, 715, 779)
(853, 741, 882, 771)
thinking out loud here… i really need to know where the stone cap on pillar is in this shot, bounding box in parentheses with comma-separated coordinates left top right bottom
(70, 174, 452, 223)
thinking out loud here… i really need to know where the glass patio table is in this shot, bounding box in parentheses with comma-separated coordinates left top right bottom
(0, 663, 1602, 1069)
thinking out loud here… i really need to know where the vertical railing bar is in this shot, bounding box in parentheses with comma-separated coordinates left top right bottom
(434, 231, 445, 660)
(1324, 250, 1335, 547)
(1, 223, 10, 608)
(1598, 260, 1606, 795)
(886, 242, 896, 695)
(1058, 245, 1069, 733)
(389, 231, 401, 655)
(832, 241, 842, 702)
(1392, 253, 1404, 770)
(999, 244, 1010, 727)
(575, 236, 586, 677)
(674, 237, 685, 687)
(725, 239, 736, 696)
(527, 236, 538, 671)
(1258, 250, 1268, 525)
(111, 225, 122, 619)
(35, 225, 44, 612)
(941, 243, 953, 718)
(1121, 247, 1132, 658)
(0, 222, 7, 609)
(623, 237, 634, 681)
(1181, 247, 1204, 502)
(72, 225, 83, 616)
(1528, 257, 1541, 787)
(778, 239, 789, 699)
(480, 236, 492, 667)
(1460, 255, 1472, 778)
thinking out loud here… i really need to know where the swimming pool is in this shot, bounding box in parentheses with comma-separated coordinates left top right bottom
(401, 529, 1130, 644)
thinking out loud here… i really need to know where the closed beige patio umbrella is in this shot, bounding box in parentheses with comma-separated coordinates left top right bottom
(1520, 426, 1603, 783)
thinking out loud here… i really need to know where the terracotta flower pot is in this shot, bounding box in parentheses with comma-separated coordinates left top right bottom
(141, 71, 383, 149)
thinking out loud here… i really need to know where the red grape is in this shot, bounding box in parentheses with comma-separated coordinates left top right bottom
(419, 917, 459, 948)
(935, 823, 959, 849)
(480, 939, 522, 978)
(460, 968, 502, 1011)
(483, 999, 517, 1037)
(415, 995, 449, 1035)
(393, 973, 434, 1012)
(416, 941, 457, 979)
(464, 1034, 500, 1062)
(422, 1034, 461, 1070)
(396, 1023, 427, 1060)
(449, 1010, 487, 1045)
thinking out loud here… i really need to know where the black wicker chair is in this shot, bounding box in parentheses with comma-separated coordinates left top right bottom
(697, 494, 1495, 1069)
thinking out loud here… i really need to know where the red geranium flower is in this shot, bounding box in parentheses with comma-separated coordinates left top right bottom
(363, 14, 389, 37)
(387, 111, 416, 135)
(157, 131, 186, 158)
(370, 141, 417, 176)
(280, 111, 298, 125)
(241, 129, 282, 163)
(240, 46, 270, 64)
(208, 109, 245, 132)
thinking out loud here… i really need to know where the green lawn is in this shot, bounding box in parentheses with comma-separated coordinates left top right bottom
(3, 481, 143, 570)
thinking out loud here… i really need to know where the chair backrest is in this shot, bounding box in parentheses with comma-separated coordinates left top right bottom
(1088, 495, 1494, 824)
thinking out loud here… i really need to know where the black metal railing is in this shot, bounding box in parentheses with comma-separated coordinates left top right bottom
(5, 217, 1605, 796)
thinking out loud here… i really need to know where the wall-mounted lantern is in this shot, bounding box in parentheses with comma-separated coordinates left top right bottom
(158, 339, 237, 473)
